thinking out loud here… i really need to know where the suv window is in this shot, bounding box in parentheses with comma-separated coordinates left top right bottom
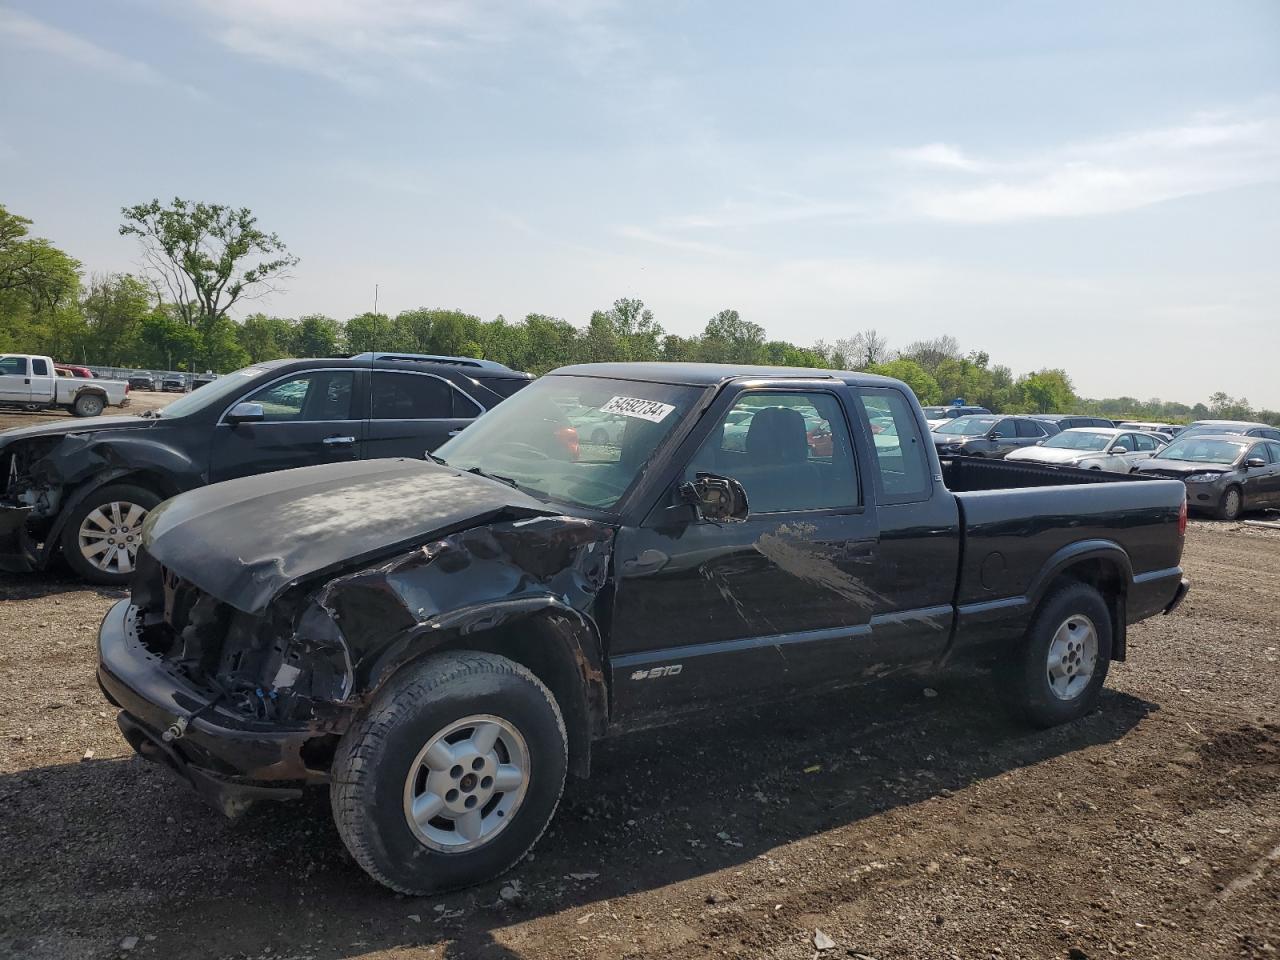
(372, 372, 478, 420)
(1133, 433, 1158, 452)
(1015, 419, 1043, 438)
(246, 371, 355, 422)
(0, 356, 27, 376)
(856, 387, 930, 501)
(992, 419, 1017, 439)
(686, 391, 858, 513)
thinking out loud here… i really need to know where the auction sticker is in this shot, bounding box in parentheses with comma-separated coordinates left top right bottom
(601, 396, 676, 423)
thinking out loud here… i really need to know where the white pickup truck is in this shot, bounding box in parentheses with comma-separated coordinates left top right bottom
(0, 354, 129, 417)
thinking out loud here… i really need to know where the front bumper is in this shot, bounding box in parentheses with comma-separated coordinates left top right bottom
(0, 501, 38, 574)
(97, 599, 322, 814)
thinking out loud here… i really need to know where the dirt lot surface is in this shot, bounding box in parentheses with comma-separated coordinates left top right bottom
(0, 390, 175, 434)
(1, 434, 1278, 958)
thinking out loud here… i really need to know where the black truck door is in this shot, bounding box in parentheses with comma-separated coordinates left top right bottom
(850, 387, 960, 657)
(208, 368, 366, 483)
(609, 384, 881, 722)
(364, 371, 481, 459)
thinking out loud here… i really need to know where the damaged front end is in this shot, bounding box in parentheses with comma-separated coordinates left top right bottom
(100, 508, 614, 816)
(0, 438, 66, 573)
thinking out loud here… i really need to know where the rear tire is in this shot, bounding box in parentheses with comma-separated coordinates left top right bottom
(331, 652, 568, 895)
(1216, 485, 1243, 521)
(59, 483, 160, 585)
(1001, 581, 1112, 727)
(72, 393, 105, 417)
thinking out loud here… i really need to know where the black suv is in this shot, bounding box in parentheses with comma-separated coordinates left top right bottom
(0, 355, 533, 584)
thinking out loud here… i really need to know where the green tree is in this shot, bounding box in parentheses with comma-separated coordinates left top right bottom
(1016, 369, 1077, 413)
(119, 197, 298, 328)
(867, 358, 942, 404)
(236, 313, 296, 363)
(291, 314, 344, 357)
(344, 311, 401, 353)
(78, 274, 152, 365)
(0, 204, 83, 355)
(700, 308, 764, 363)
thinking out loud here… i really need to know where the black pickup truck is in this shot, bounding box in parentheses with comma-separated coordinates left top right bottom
(96, 363, 1189, 894)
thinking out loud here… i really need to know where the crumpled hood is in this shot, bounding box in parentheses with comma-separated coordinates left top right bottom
(142, 458, 556, 613)
(1135, 459, 1232, 477)
(1006, 446, 1091, 464)
(0, 414, 153, 450)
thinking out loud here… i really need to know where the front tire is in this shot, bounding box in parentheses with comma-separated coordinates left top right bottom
(1002, 581, 1112, 727)
(72, 393, 105, 417)
(331, 652, 567, 895)
(1216, 485, 1243, 521)
(59, 483, 160, 584)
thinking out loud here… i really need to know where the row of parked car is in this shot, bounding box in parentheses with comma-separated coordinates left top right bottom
(922, 407, 1280, 521)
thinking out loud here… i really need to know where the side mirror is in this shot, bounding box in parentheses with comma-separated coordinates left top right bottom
(680, 473, 749, 523)
(226, 401, 265, 425)
(1246, 457, 1267, 469)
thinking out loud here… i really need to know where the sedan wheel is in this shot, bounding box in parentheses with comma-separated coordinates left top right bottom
(59, 483, 161, 584)
(1218, 486, 1243, 521)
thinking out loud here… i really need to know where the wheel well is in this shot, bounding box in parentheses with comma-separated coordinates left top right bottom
(1042, 558, 1128, 662)
(114, 469, 182, 501)
(420, 615, 599, 779)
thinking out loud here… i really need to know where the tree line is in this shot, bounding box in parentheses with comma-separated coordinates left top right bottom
(1, 199, 1275, 425)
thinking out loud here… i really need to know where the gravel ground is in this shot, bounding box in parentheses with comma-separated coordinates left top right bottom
(0, 391, 175, 433)
(0, 417, 1277, 959)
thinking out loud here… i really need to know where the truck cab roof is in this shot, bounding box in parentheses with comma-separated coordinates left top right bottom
(551, 361, 902, 389)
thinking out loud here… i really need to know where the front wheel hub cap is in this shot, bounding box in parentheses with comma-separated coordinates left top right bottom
(403, 714, 530, 852)
(78, 501, 148, 575)
(1046, 614, 1099, 701)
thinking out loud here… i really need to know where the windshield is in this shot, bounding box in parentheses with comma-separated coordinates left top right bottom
(936, 416, 997, 436)
(156, 362, 288, 418)
(435, 374, 705, 510)
(1043, 431, 1112, 451)
(1178, 425, 1250, 439)
(1156, 438, 1246, 464)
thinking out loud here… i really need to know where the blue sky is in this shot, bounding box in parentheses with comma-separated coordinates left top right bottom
(2, 1, 1278, 405)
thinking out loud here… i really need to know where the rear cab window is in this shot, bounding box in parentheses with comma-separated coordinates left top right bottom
(855, 388, 930, 502)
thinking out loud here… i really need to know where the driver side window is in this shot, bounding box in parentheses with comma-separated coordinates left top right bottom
(244, 371, 355, 422)
(685, 392, 859, 513)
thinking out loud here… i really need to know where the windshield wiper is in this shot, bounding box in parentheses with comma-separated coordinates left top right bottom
(465, 465, 520, 489)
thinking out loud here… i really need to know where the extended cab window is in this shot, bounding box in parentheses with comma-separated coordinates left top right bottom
(31, 358, 49, 376)
(245, 371, 355, 422)
(686, 392, 858, 513)
(372, 372, 479, 419)
(856, 388, 930, 501)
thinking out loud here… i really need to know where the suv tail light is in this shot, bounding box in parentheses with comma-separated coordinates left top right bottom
(1178, 496, 1187, 537)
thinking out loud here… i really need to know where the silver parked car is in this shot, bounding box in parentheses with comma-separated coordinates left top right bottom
(1005, 427, 1165, 472)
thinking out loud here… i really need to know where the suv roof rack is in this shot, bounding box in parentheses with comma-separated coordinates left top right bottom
(349, 352, 516, 373)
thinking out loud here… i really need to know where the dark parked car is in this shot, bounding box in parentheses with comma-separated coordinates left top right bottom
(1135, 434, 1280, 520)
(161, 376, 187, 393)
(127, 373, 156, 391)
(1174, 420, 1280, 442)
(0, 355, 533, 584)
(1030, 414, 1115, 431)
(922, 404, 991, 425)
(96, 362, 1188, 894)
(931, 414, 1054, 458)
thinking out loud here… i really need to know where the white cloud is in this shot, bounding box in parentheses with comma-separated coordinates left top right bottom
(189, 0, 620, 87)
(901, 112, 1280, 223)
(893, 142, 985, 172)
(0, 9, 201, 96)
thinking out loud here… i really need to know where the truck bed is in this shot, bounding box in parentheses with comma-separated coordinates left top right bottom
(941, 456, 1188, 659)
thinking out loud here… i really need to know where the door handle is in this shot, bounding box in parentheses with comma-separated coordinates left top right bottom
(323, 436, 357, 446)
(622, 549, 669, 576)
(843, 540, 878, 563)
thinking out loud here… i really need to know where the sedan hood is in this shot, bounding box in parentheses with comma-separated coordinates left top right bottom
(1005, 446, 1088, 464)
(1135, 459, 1232, 478)
(143, 458, 556, 614)
(0, 414, 152, 449)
